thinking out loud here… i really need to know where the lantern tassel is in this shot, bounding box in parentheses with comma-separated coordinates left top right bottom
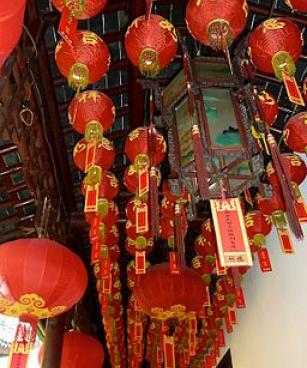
(9, 318, 37, 368)
(150, 166, 160, 238)
(192, 125, 210, 199)
(266, 134, 303, 240)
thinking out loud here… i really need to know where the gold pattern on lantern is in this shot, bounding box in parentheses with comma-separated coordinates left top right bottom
(159, 20, 178, 42)
(82, 32, 99, 45)
(100, 138, 113, 150)
(109, 176, 119, 188)
(288, 155, 302, 166)
(128, 129, 141, 141)
(78, 90, 100, 103)
(263, 19, 285, 32)
(0, 294, 66, 319)
(245, 213, 255, 228)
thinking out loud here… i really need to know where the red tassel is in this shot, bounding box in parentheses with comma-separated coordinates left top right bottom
(267, 134, 303, 239)
(192, 125, 210, 198)
(150, 166, 160, 238)
(9, 319, 37, 368)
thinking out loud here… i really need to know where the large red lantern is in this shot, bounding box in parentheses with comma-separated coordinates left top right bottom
(68, 90, 115, 135)
(55, 31, 110, 90)
(283, 112, 307, 153)
(257, 90, 279, 126)
(134, 263, 206, 320)
(125, 14, 178, 77)
(185, 0, 248, 51)
(60, 331, 104, 368)
(0, 239, 87, 367)
(249, 18, 304, 106)
(0, 0, 26, 68)
(284, 0, 307, 12)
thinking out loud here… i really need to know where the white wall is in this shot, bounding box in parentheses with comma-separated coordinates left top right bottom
(218, 169, 307, 368)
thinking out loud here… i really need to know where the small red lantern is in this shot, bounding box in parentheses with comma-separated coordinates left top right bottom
(283, 112, 307, 153)
(0, 239, 88, 366)
(256, 191, 294, 253)
(191, 256, 214, 285)
(73, 137, 115, 172)
(201, 219, 217, 245)
(125, 127, 166, 167)
(249, 18, 304, 106)
(194, 234, 217, 261)
(125, 14, 178, 77)
(55, 31, 110, 90)
(284, 0, 307, 12)
(60, 331, 105, 368)
(257, 90, 279, 126)
(68, 90, 115, 135)
(134, 263, 206, 320)
(185, 0, 248, 51)
(124, 165, 161, 194)
(0, 0, 26, 68)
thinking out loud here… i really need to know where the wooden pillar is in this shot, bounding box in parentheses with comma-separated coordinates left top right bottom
(42, 313, 67, 368)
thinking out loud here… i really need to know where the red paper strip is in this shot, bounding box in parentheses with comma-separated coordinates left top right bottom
(84, 184, 99, 213)
(189, 316, 197, 332)
(58, 7, 78, 46)
(136, 203, 149, 233)
(257, 248, 272, 272)
(91, 241, 101, 265)
(169, 252, 180, 274)
(134, 322, 143, 342)
(282, 71, 305, 106)
(217, 329, 225, 347)
(229, 309, 237, 325)
(100, 257, 111, 280)
(163, 335, 175, 368)
(277, 229, 294, 254)
(224, 314, 233, 333)
(204, 286, 211, 307)
(295, 200, 307, 223)
(234, 287, 246, 309)
(85, 140, 97, 172)
(157, 346, 163, 364)
(135, 251, 146, 274)
(89, 215, 101, 242)
(210, 198, 253, 267)
(138, 170, 149, 197)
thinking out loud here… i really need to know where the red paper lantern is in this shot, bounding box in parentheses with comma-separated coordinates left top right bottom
(245, 211, 272, 248)
(55, 31, 110, 90)
(283, 112, 307, 153)
(194, 234, 217, 259)
(125, 14, 178, 77)
(257, 90, 279, 126)
(125, 127, 166, 167)
(201, 219, 217, 245)
(0, 0, 26, 68)
(162, 181, 189, 204)
(191, 256, 214, 285)
(284, 0, 307, 12)
(124, 165, 161, 193)
(134, 263, 206, 319)
(249, 18, 303, 105)
(266, 154, 306, 188)
(60, 331, 104, 368)
(52, 0, 107, 19)
(82, 171, 119, 200)
(73, 137, 115, 172)
(185, 0, 248, 50)
(68, 90, 115, 135)
(0, 238, 87, 320)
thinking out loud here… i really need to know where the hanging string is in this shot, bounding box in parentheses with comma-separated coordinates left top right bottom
(145, 0, 153, 20)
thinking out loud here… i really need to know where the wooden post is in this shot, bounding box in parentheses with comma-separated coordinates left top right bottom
(42, 313, 67, 368)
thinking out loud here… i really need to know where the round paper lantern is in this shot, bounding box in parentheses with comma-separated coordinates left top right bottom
(60, 331, 104, 368)
(73, 137, 115, 172)
(0, 0, 26, 68)
(248, 18, 302, 103)
(256, 191, 287, 230)
(52, 0, 107, 19)
(124, 165, 161, 194)
(257, 90, 279, 126)
(55, 31, 110, 90)
(134, 263, 206, 319)
(245, 211, 272, 248)
(125, 14, 178, 77)
(186, 0, 248, 50)
(283, 112, 307, 153)
(125, 127, 166, 167)
(68, 90, 115, 135)
(200, 218, 216, 245)
(284, 0, 307, 12)
(191, 256, 214, 285)
(0, 238, 87, 320)
(194, 234, 217, 261)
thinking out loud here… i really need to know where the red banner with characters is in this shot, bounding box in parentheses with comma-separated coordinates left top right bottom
(210, 198, 253, 267)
